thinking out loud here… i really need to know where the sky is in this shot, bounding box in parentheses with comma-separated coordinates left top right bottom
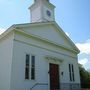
(0, 0, 90, 70)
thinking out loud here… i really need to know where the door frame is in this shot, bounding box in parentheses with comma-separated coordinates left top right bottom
(48, 62, 60, 90)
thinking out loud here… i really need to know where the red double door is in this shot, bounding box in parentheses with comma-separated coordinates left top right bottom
(49, 63, 60, 90)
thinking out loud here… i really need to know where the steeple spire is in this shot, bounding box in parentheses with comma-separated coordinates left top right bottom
(29, 0, 55, 23)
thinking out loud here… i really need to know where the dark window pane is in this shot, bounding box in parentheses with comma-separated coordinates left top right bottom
(31, 55, 35, 80)
(25, 67, 29, 79)
(26, 54, 29, 65)
(72, 73, 75, 81)
(31, 56, 35, 66)
(70, 72, 72, 81)
(72, 64, 75, 81)
(31, 68, 35, 80)
(72, 64, 74, 72)
(69, 64, 72, 81)
(69, 64, 71, 72)
(25, 54, 30, 79)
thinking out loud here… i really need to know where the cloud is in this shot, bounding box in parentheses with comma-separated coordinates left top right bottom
(0, 28, 6, 35)
(76, 39, 90, 54)
(86, 39, 90, 42)
(76, 39, 90, 69)
(79, 58, 88, 66)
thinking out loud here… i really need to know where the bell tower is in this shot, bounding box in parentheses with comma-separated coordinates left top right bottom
(29, 0, 55, 22)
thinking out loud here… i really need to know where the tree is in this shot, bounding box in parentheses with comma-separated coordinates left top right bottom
(79, 64, 90, 88)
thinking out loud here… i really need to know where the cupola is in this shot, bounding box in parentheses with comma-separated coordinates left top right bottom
(29, 0, 55, 22)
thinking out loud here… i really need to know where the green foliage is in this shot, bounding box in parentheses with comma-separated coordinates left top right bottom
(79, 64, 90, 88)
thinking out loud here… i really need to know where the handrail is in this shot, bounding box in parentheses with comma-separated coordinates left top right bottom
(30, 83, 48, 90)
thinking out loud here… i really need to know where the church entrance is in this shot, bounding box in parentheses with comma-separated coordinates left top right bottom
(49, 63, 60, 90)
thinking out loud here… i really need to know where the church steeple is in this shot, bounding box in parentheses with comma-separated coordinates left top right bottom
(29, 0, 55, 23)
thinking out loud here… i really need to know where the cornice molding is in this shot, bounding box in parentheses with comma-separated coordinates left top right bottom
(14, 29, 78, 54)
(14, 39, 77, 59)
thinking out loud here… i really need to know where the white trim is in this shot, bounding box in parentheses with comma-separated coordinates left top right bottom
(14, 29, 78, 54)
(45, 55, 62, 90)
(0, 21, 80, 54)
(45, 55, 62, 63)
(12, 21, 79, 53)
(14, 39, 77, 59)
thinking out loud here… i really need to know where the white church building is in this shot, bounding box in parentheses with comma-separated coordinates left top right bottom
(0, 0, 80, 90)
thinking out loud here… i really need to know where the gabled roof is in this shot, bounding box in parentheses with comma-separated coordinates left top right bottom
(0, 21, 80, 54)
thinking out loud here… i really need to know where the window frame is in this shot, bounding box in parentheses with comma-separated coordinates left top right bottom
(25, 53, 36, 80)
(69, 64, 75, 82)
